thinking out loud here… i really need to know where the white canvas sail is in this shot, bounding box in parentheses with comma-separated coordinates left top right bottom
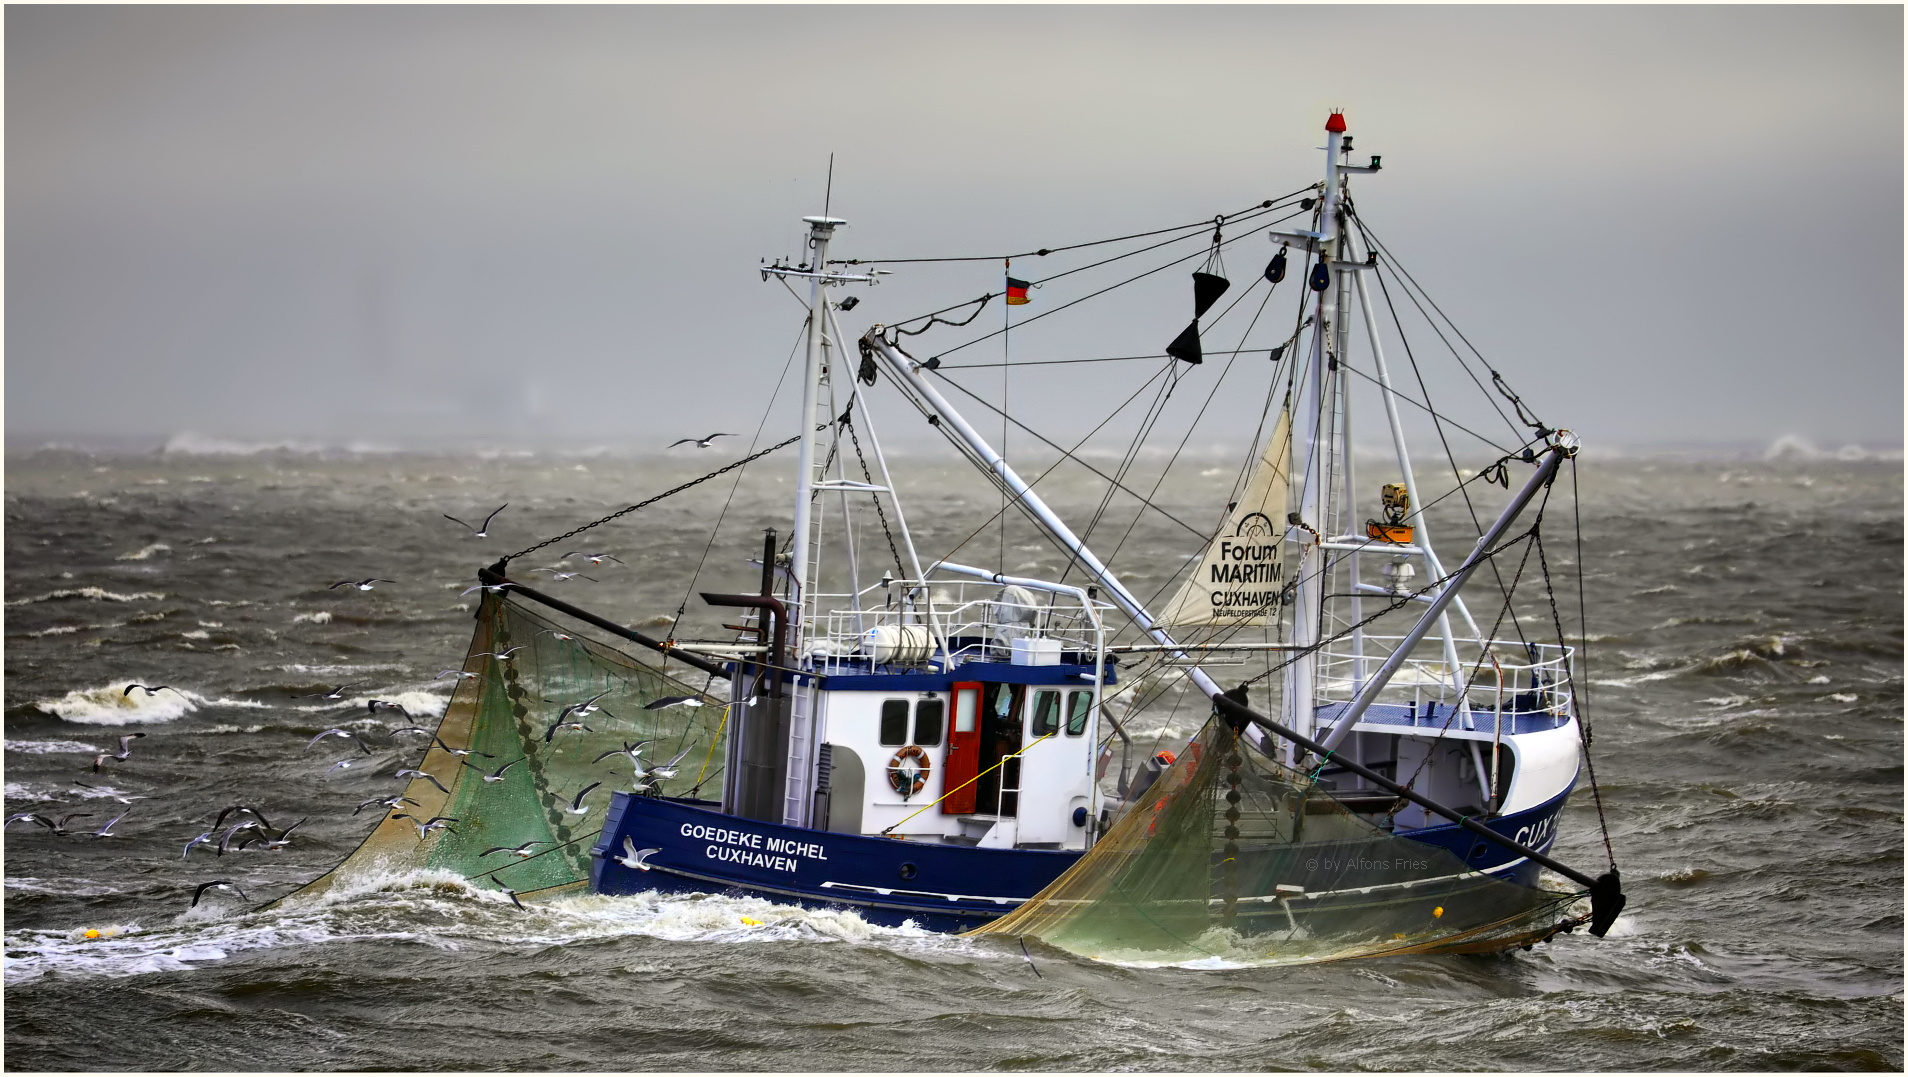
(1158, 408, 1292, 626)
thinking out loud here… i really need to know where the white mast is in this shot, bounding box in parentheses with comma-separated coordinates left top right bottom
(789, 215, 846, 634)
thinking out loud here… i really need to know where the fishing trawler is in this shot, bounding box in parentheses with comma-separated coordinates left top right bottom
(311, 112, 1623, 964)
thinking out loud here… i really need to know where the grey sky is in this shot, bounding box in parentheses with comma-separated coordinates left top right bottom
(7, 5, 1901, 453)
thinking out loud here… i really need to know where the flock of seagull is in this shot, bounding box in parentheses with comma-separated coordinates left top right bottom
(12, 497, 726, 916)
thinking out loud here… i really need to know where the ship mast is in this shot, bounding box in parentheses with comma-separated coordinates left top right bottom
(789, 215, 846, 637)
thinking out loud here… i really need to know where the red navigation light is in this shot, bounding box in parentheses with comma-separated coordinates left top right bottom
(1325, 111, 1347, 133)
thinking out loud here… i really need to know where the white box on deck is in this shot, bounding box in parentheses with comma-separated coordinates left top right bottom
(1011, 637, 1062, 666)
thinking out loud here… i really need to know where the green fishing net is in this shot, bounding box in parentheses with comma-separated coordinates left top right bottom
(285, 593, 727, 903)
(972, 718, 1582, 966)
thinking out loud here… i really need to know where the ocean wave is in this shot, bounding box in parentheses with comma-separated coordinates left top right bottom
(161, 432, 329, 456)
(291, 611, 333, 624)
(4, 739, 104, 755)
(32, 683, 202, 725)
(5, 588, 166, 607)
(114, 543, 171, 562)
(1763, 435, 1904, 463)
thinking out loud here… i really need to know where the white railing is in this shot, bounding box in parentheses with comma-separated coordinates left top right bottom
(799, 577, 1111, 675)
(1315, 636, 1574, 733)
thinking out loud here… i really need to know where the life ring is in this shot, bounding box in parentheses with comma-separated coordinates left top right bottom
(886, 745, 931, 798)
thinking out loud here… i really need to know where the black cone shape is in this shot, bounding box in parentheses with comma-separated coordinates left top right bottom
(1191, 271, 1231, 318)
(1166, 321, 1203, 365)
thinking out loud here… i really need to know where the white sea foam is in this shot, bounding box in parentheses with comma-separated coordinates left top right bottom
(32, 683, 202, 725)
(291, 611, 333, 624)
(5, 587, 166, 607)
(161, 432, 328, 456)
(1763, 435, 1904, 463)
(4, 739, 104, 755)
(114, 543, 172, 561)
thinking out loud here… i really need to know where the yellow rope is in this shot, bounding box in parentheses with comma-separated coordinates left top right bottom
(690, 702, 734, 791)
(881, 730, 1058, 836)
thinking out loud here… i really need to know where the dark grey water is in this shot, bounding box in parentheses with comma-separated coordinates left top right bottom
(5, 446, 1901, 1071)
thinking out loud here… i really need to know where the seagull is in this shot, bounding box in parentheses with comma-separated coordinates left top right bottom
(217, 821, 268, 856)
(641, 745, 697, 783)
(480, 841, 549, 859)
(191, 880, 249, 908)
(37, 812, 95, 835)
(564, 782, 602, 816)
(366, 699, 408, 715)
(669, 433, 736, 449)
(464, 758, 522, 784)
(592, 740, 652, 768)
(543, 717, 592, 743)
(92, 732, 147, 771)
(308, 728, 374, 753)
(529, 569, 597, 583)
(644, 695, 707, 711)
(614, 838, 660, 870)
(258, 818, 307, 850)
(122, 684, 179, 697)
(443, 504, 508, 538)
(536, 629, 577, 642)
(353, 794, 419, 816)
(5, 812, 46, 831)
(325, 759, 357, 775)
(434, 669, 481, 681)
(390, 813, 459, 840)
(328, 579, 394, 591)
(393, 768, 452, 795)
(389, 728, 491, 759)
(550, 691, 613, 723)
(460, 582, 518, 598)
(301, 682, 365, 700)
(467, 646, 525, 662)
(92, 807, 134, 838)
(500, 887, 528, 911)
(561, 552, 624, 567)
(182, 831, 214, 858)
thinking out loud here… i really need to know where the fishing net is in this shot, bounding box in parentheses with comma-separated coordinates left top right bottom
(972, 718, 1581, 967)
(283, 593, 726, 903)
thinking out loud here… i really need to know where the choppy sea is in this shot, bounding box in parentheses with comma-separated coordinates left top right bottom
(4, 443, 1900, 1071)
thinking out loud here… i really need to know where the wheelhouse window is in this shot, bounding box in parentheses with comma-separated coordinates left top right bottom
(1030, 690, 1062, 737)
(879, 699, 910, 745)
(1065, 690, 1092, 736)
(914, 698, 945, 746)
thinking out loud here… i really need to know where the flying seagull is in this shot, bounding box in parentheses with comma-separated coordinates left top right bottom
(641, 745, 697, 784)
(669, 433, 736, 449)
(258, 818, 307, 850)
(543, 717, 592, 743)
(393, 769, 452, 795)
(308, 728, 374, 753)
(464, 758, 523, 784)
(529, 569, 596, 583)
(434, 669, 481, 681)
(366, 699, 408, 715)
(68, 780, 147, 804)
(443, 504, 508, 538)
(480, 841, 550, 859)
(182, 831, 214, 858)
(92, 807, 134, 838)
(562, 552, 624, 567)
(191, 880, 249, 907)
(466, 646, 525, 662)
(328, 579, 394, 591)
(592, 740, 652, 768)
(390, 814, 459, 840)
(30, 812, 96, 836)
(122, 684, 179, 697)
(460, 582, 518, 598)
(614, 838, 660, 871)
(500, 887, 528, 911)
(325, 759, 357, 776)
(92, 732, 147, 771)
(643, 695, 707, 711)
(537, 629, 577, 643)
(301, 682, 365, 700)
(217, 821, 267, 856)
(354, 794, 420, 816)
(564, 782, 602, 816)
(390, 728, 490, 759)
(550, 691, 613, 722)
(213, 805, 274, 833)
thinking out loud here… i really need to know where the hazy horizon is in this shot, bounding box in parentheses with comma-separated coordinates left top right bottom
(8, 6, 1902, 453)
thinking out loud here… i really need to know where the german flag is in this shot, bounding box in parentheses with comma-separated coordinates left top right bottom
(1005, 276, 1031, 305)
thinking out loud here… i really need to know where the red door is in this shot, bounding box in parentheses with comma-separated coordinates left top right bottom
(941, 681, 983, 814)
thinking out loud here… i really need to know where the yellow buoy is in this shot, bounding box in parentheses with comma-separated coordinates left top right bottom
(1432, 906, 1444, 919)
(83, 929, 100, 939)
(739, 916, 764, 926)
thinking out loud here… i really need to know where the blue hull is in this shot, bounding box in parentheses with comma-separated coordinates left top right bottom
(591, 788, 1574, 932)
